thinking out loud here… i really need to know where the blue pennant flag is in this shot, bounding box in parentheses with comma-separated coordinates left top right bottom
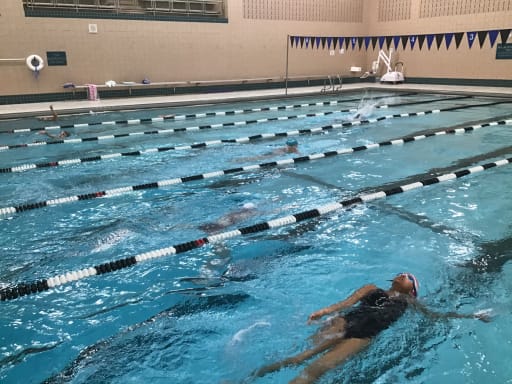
(426, 34, 435, 49)
(488, 30, 499, 47)
(315, 36, 322, 49)
(364, 36, 371, 50)
(466, 31, 476, 48)
(338, 37, 345, 50)
(445, 33, 454, 49)
(409, 35, 417, 49)
(351, 37, 357, 50)
(378, 36, 385, 49)
(327, 37, 333, 49)
(294, 36, 300, 47)
(393, 36, 400, 50)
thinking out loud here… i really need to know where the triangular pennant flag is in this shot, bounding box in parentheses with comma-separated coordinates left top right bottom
(351, 37, 357, 50)
(333, 37, 338, 50)
(385, 36, 393, 50)
(371, 36, 378, 50)
(488, 30, 499, 47)
(454, 32, 463, 48)
(378, 36, 385, 49)
(290, 35, 295, 47)
(311, 36, 316, 49)
(321, 37, 327, 49)
(435, 33, 444, 49)
(304, 37, 310, 48)
(326, 37, 333, 49)
(426, 34, 435, 50)
(409, 35, 417, 50)
(445, 33, 454, 49)
(299, 36, 305, 48)
(357, 37, 364, 50)
(393, 36, 400, 50)
(467, 32, 476, 48)
(338, 37, 345, 50)
(364, 36, 371, 50)
(315, 36, 321, 49)
(477, 31, 488, 48)
(344, 37, 350, 50)
(499, 29, 511, 44)
(418, 35, 426, 50)
(401, 36, 408, 49)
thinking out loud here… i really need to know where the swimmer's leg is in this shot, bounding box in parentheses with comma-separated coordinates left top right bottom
(289, 337, 371, 384)
(309, 317, 347, 345)
(252, 336, 343, 378)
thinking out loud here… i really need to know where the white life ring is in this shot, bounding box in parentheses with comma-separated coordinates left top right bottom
(26, 54, 45, 72)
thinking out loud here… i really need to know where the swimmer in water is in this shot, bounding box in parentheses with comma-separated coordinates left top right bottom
(38, 105, 58, 121)
(238, 138, 300, 163)
(37, 130, 70, 140)
(198, 203, 258, 234)
(252, 272, 491, 384)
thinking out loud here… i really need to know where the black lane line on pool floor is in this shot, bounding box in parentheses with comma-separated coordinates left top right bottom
(0, 118, 510, 217)
(0, 99, 505, 172)
(0, 96, 483, 152)
(1, 92, 425, 134)
(1, 155, 510, 301)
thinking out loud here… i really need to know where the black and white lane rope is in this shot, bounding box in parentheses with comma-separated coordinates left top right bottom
(1, 155, 511, 301)
(2, 92, 426, 134)
(0, 108, 448, 173)
(0, 96, 492, 153)
(1, 119, 510, 217)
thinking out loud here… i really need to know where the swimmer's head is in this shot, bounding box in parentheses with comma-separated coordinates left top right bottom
(392, 272, 419, 297)
(286, 138, 298, 147)
(242, 202, 256, 210)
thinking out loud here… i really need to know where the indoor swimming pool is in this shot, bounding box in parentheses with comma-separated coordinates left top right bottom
(1, 90, 511, 384)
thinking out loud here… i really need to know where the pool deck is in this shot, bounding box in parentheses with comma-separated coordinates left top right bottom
(1, 83, 511, 119)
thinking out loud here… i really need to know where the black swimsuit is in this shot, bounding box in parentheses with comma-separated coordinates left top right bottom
(342, 289, 408, 339)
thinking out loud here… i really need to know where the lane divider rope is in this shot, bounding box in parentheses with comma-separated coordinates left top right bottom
(1, 119, 510, 216)
(0, 96, 488, 152)
(1, 106, 446, 173)
(2, 92, 424, 133)
(1, 155, 511, 301)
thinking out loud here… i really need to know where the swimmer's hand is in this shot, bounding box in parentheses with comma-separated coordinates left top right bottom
(307, 309, 326, 323)
(473, 309, 493, 323)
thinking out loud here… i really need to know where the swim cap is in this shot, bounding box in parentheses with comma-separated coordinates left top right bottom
(398, 272, 419, 297)
(243, 202, 256, 210)
(286, 138, 298, 147)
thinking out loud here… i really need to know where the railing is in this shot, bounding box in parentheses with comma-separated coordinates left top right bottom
(23, 0, 225, 17)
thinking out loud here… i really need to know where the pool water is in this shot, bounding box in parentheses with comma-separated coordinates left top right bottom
(0, 91, 511, 384)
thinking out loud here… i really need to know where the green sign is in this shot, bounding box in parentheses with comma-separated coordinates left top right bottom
(46, 51, 67, 66)
(496, 43, 512, 60)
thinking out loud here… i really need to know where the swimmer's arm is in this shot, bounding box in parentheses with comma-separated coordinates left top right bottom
(308, 284, 377, 323)
(411, 300, 492, 323)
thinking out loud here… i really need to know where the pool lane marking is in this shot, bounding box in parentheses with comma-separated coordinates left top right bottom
(1, 155, 511, 301)
(0, 119, 510, 216)
(0, 96, 482, 152)
(3, 92, 432, 134)
(2, 111, 511, 173)
(0, 108, 451, 172)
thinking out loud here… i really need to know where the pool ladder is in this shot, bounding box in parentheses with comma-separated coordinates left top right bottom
(320, 75, 342, 93)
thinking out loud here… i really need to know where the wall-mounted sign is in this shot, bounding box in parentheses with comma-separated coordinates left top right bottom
(46, 51, 67, 66)
(496, 43, 512, 59)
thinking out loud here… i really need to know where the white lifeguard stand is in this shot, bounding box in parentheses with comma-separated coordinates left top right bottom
(364, 49, 404, 84)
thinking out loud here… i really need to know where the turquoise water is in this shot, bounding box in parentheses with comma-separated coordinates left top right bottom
(0, 91, 511, 383)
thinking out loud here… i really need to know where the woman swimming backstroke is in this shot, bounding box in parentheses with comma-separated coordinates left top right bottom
(252, 272, 491, 384)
